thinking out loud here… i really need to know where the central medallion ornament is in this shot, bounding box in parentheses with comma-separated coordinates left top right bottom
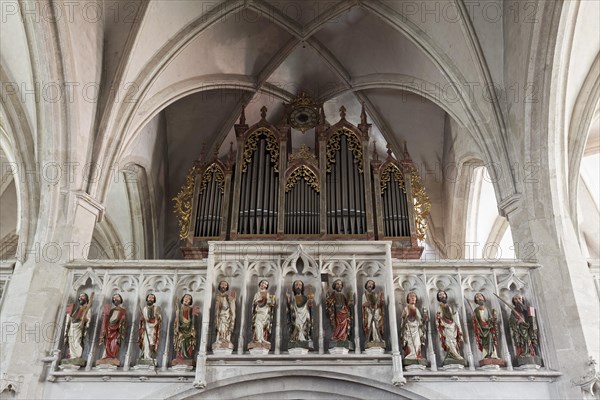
(285, 92, 321, 132)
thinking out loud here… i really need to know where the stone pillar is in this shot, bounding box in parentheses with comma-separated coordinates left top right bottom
(500, 193, 600, 397)
(0, 191, 103, 399)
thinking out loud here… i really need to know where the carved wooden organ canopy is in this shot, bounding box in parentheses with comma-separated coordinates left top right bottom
(173, 94, 431, 259)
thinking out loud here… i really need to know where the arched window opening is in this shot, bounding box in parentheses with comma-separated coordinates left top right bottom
(466, 166, 515, 260)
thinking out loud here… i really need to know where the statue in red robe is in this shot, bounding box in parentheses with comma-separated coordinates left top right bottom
(325, 279, 354, 349)
(97, 294, 127, 367)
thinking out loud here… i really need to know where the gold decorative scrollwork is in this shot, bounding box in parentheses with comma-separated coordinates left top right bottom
(286, 165, 320, 193)
(290, 91, 317, 107)
(199, 163, 225, 194)
(380, 163, 405, 194)
(241, 128, 279, 173)
(173, 165, 199, 240)
(411, 168, 431, 241)
(289, 144, 317, 164)
(326, 128, 363, 173)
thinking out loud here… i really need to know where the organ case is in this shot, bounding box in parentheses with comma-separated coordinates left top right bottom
(175, 99, 429, 259)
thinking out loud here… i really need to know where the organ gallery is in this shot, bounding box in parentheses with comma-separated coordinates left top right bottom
(174, 94, 429, 260)
(1, 1, 597, 399)
(45, 95, 555, 397)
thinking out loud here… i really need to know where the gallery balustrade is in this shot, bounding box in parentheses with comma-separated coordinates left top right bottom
(46, 242, 560, 388)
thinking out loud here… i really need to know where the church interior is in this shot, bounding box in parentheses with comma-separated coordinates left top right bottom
(0, 1, 598, 399)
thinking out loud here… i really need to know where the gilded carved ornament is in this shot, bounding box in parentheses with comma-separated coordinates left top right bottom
(285, 165, 320, 193)
(411, 168, 431, 241)
(326, 128, 363, 173)
(380, 163, 405, 194)
(241, 128, 279, 173)
(288, 144, 317, 165)
(199, 163, 225, 195)
(173, 164, 200, 240)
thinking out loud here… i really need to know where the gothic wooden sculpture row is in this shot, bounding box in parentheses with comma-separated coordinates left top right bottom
(61, 282, 542, 370)
(61, 292, 200, 370)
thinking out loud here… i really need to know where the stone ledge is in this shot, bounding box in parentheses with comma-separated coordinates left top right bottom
(63, 259, 208, 269)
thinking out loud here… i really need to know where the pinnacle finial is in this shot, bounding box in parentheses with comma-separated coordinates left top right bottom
(339, 106, 346, 119)
(360, 102, 367, 125)
(240, 105, 246, 125)
(260, 106, 267, 119)
(403, 140, 410, 159)
(372, 141, 379, 161)
(319, 105, 325, 124)
(386, 143, 393, 157)
(227, 141, 234, 164)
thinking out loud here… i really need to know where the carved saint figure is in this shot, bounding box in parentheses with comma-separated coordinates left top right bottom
(213, 280, 236, 351)
(138, 293, 162, 362)
(362, 280, 385, 347)
(509, 293, 542, 366)
(286, 280, 313, 349)
(326, 279, 354, 346)
(436, 290, 466, 366)
(400, 291, 428, 366)
(249, 280, 276, 350)
(62, 292, 93, 366)
(173, 294, 198, 365)
(472, 292, 505, 366)
(97, 293, 127, 366)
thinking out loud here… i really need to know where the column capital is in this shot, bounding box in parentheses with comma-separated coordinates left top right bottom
(71, 190, 105, 223)
(498, 193, 522, 219)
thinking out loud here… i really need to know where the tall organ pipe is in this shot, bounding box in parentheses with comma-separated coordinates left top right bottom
(340, 138, 349, 234)
(206, 176, 216, 236)
(399, 181, 407, 236)
(256, 140, 265, 234)
(214, 180, 223, 236)
(391, 177, 399, 236)
(327, 168, 331, 233)
(349, 148, 357, 234)
(335, 150, 342, 234)
(358, 170, 365, 234)
(200, 179, 210, 236)
(239, 160, 248, 234)
(384, 184, 391, 236)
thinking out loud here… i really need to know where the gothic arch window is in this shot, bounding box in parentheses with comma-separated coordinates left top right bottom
(466, 165, 515, 260)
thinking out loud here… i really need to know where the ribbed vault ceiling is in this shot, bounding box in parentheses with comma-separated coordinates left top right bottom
(108, 1, 502, 199)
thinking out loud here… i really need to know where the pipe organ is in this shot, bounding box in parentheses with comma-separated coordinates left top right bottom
(174, 95, 430, 259)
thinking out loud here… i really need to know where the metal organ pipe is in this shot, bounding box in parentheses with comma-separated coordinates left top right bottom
(327, 172, 332, 233)
(206, 175, 217, 236)
(213, 176, 222, 236)
(358, 169, 365, 234)
(313, 180, 318, 234)
(239, 160, 248, 234)
(198, 179, 208, 236)
(335, 149, 342, 234)
(398, 183, 406, 236)
(384, 183, 391, 236)
(348, 148, 356, 234)
(401, 186, 410, 235)
(257, 140, 267, 234)
(392, 181, 400, 237)
(388, 178, 396, 236)
(270, 151, 276, 233)
(264, 150, 271, 234)
(193, 168, 226, 237)
(194, 185, 203, 236)
(340, 137, 349, 234)
(214, 178, 222, 236)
